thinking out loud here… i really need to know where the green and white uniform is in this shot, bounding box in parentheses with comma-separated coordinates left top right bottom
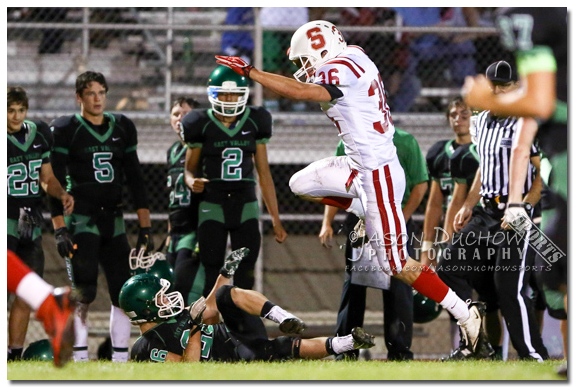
(7, 119, 52, 275)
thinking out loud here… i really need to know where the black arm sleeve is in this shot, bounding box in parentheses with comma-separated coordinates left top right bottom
(319, 84, 344, 100)
(124, 151, 149, 210)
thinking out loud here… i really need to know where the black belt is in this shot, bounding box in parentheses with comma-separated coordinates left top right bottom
(481, 195, 507, 211)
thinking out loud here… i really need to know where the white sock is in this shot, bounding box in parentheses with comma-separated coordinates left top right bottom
(15, 272, 53, 311)
(264, 306, 296, 325)
(440, 289, 470, 323)
(110, 305, 131, 362)
(331, 335, 355, 354)
(73, 303, 90, 362)
(346, 198, 365, 219)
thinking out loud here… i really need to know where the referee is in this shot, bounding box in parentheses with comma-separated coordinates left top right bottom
(438, 61, 549, 361)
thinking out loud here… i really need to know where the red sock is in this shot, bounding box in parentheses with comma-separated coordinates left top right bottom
(411, 265, 449, 303)
(321, 196, 352, 210)
(7, 250, 32, 293)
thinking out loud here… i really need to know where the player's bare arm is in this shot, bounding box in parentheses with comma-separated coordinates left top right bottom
(249, 68, 332, 102)
(183, 328, 202, 362)
(254, 144, 287, 243)
(444, 182, 468, 240)
(507, 118, 540, 204)
(463, 72, 555, 119)
(403, 181, 428, 221)
(215, 55, 332, 103)
(421, 181, 444, 267)
(136, 209, 152, 228)
(454, 169, 481, 233)
(184, 147, 208, 193)
(319, 205, 339, 248)
(39, 162, 74, 216)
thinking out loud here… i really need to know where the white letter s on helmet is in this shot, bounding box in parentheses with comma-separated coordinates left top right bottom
(288, 20, 347, 83)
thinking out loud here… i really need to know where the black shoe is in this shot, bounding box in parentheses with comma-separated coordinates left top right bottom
(279, 317, 307, 335)
(351, 327, 376, 349)
(557, 363, 567, 378)
(441, 346, 475, 361)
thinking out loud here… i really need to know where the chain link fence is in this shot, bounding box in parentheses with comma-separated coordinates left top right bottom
(8, 7, 525, 359)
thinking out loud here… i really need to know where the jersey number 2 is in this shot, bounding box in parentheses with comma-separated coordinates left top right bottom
(222, 148, 243, 181)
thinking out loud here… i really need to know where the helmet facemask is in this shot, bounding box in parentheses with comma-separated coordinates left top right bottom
(155, 278, 184, 319)
(207, 81, 249, 117)
(129, 248, 165, 271)
(291, 55, 321, 83)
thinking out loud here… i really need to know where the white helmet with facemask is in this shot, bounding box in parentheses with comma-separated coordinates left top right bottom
(288, 20, 347, 83)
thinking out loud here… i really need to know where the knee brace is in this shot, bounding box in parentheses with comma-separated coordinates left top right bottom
(270, 336, 300, 360)
(215, 285, 236, 311)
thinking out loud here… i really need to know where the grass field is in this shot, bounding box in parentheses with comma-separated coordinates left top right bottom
(7, 359, 566, 380)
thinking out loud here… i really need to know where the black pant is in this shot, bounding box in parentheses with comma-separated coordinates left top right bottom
(67, 211, 131, 306)
(198, 202, 261, 296)
(215, 285, 296, 361)
(166, 232, 202, 304)
(438, 206, 549, 360)
(335, 214, 414, 360)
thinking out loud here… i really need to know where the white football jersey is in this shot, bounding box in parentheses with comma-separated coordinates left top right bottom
(314, 46, 397, 171)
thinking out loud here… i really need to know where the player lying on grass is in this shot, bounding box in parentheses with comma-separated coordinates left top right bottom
(119, 248, 375, 362)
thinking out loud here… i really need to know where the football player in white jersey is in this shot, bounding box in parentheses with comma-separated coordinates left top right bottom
(216, 20, 491, 358)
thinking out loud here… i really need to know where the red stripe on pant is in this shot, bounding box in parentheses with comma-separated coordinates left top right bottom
(372, 169, 397, 274)
(383, 165, 407, 265)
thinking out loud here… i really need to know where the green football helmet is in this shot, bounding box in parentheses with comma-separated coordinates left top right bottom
(119, 273, 184, 325)
(413, 290, 443, 324)
(22, 339, 54, 361)
(129, 248, 174, 286)
(207, 65, 249, 117)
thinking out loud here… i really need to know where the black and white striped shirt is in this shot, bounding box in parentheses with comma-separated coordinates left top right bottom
(475, 111, 538, 199)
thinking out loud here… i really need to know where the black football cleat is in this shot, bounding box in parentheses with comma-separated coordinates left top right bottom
(351, 327, 376, 350)
(279, 317, 307, 335)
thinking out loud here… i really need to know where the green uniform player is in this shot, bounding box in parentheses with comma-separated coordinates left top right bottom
(181, 66, 286, 296)
(7, 87, 74, 361)
(165, 97, 204, 303)
(49, 71, 153, 362)
(120, 250, 375, 363)
(420, 97, 472, 268)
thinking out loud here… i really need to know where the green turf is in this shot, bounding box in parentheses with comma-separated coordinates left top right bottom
(7, 360, 566, 380)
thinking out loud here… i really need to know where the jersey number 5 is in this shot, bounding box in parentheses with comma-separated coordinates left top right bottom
(93, 152, 115, 183)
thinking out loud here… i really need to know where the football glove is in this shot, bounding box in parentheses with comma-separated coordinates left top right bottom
(136, 227, 154, 253)
(55, 227, 76, 259)
(215, 55, 254, 78)
(219, 247, 250, 278)
(504, 204, 532, 233)
(189, 296, 207, 325)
